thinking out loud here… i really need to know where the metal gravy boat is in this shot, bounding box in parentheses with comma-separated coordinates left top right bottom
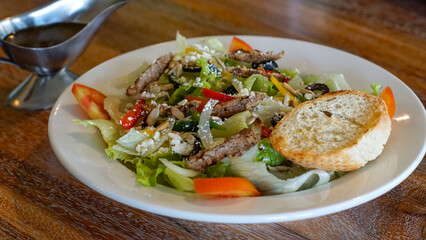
(0, 0, 130, 110)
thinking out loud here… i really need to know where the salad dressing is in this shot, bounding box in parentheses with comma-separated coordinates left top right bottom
(3, 22, 86, 48)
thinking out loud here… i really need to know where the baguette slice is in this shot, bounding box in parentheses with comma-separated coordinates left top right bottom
(270, 90, 391, 171)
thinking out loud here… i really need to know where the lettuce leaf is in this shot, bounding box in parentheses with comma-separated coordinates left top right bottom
(255, 139, 287, 166)
(230, 157, 331, 195)
(199, 38, 227, 55)
(136, 160, 165, 187)
(105, 146, 136, 164)
(211, 110, 251, 138)
(303, 73, 351, 91)
(175, 31, 188, 56)
(74, 119, 121, 146)
(205, 162, 233, 178)
(136, 151, 182, 187)
(164, 168, 195, 192)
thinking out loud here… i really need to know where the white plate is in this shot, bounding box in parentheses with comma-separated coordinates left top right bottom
(49, 36, 426, 223)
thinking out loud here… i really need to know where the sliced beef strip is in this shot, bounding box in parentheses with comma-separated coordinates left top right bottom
(186, 128, 259, 171)
(126, 52, 174, 96)
(226, 67, 289, 82)
(229, 49, 284, 64)
(212, 92, 267, 118)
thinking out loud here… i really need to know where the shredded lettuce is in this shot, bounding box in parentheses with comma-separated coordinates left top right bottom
(175, 31, 188, 56)
(281, 68, 300, 79)
(136, 151, 181, 187)
(205, 162, 233, 178)
(230, 157, 331, 195)
(255, 139, 288, 166)
(211, 110, 251, 138)
(105, 146, 136, 164)
(363, 83, 382, 96)
(303, 73, 351, 91)
(253, 98, 292, 127)
(74, 119, 121, 146)
(136, 161, 165, 187)
(164, 168, 195, 192)
(199, 38, 227, 55)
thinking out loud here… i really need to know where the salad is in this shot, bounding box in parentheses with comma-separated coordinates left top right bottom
(72, 33, 395, 197)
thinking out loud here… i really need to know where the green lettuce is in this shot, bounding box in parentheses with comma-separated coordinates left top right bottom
(74, 119, 121, 146)
(205, 162, 233, 178)
(136, 151, 182, 187)
(254, 138, 288, 166)
(164, 167, 194, 192)
(211, 110, 251, 138)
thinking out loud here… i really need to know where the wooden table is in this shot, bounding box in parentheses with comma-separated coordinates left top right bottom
(0, 0, 425, 239)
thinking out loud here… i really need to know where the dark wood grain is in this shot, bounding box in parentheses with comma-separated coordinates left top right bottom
(0, 0, 425, 239)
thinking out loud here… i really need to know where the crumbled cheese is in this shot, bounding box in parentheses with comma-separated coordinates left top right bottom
(238, 88, 250, 96)
(136, 138, 155, 155)
(168, 132, 194, 155)
(177, 99, 188, 106)
(156, 147, 170, 154)
(141, 91, 156, 99)
(175, 76, 188, 84)
(304, 93, 313, 100)
(193, 77, 204, 87)
(153, 131, 160, 140)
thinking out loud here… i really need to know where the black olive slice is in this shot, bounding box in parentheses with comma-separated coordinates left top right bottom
(190, 134, 202, 156)
(305, 83, 330, 94)
(222, 85, 238, 95)
(252, 60, 278, 70)
(182, 66, 202, 72)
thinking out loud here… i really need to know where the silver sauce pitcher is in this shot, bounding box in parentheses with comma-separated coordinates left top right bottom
(0, 0, 130, 110)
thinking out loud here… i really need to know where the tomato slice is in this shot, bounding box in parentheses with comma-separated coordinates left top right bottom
(261, 126, 272, 138)
(379, 86, 395, 119)
(194, 177, 261, 197)
(184, 95, 210, 112)
(229, 36, 253, 53)
(202, 88, 235, 102)
(71, 83, 110, 120)
(119, 99, 145, 129)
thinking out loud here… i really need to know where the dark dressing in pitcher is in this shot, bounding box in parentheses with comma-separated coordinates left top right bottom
(3, 22, 86, 48)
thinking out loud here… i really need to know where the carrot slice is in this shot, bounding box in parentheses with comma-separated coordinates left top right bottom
(379, 86, 395, 119)
(229, 36, 253, 53)
(194, 177, 261, 197)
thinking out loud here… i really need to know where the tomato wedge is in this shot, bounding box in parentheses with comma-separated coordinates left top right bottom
(71, 83, 110, 120)
(229, 36, 253, 53)
(120, 99, 145, 129)
(184, 95, 210, 112)
(379, 86, 395, 119)
(194, 177, 261, 197)
(202, 88, 236, 102)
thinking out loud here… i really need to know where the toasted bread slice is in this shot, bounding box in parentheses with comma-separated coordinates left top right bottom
(270, 90, 391, 171)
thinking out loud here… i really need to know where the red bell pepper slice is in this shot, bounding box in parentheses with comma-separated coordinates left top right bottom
(184, 95, 210, 112)
(71, 83, 110, 120)
(379, 86, 395, 119)
(261, 126, 272, 138)
(202, 88, 235, 102)
(194, 177, 261, 197)
(229, 36, 253, 53)
(120, 99, 145, 129)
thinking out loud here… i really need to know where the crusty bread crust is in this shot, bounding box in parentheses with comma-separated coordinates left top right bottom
(270, 90, 391, 171)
